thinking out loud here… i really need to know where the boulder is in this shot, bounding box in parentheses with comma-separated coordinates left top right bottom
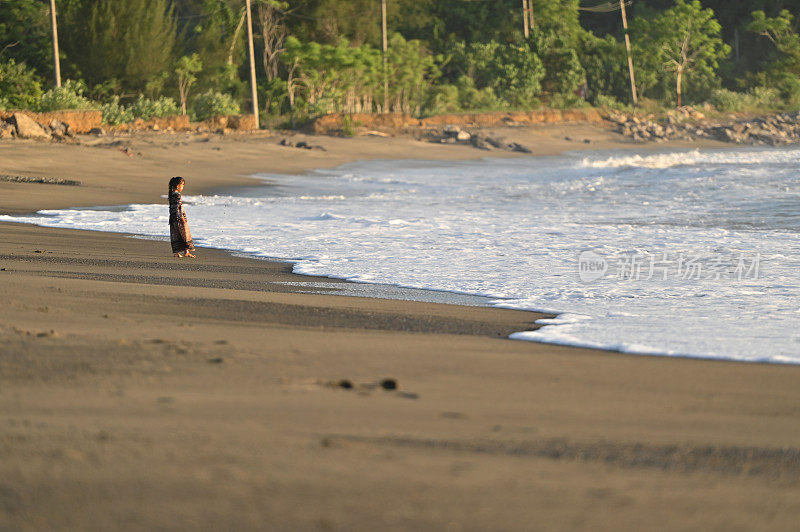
(484, 136, 505, 149)
(0, 120, 14, 139)
(442, 124, 461, 137)
(470, 135, 491, 150)
(510, 142, 532, 153)
(456, 130, 471, 142)
(49, 119, 67, 136)
(11, 113, 49, 139)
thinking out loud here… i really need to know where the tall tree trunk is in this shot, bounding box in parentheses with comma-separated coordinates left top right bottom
(227, 9, 246, 68)
(676, 67, 682, 107)
(179, 85, 187, 114)
(258, 3, 287, 82)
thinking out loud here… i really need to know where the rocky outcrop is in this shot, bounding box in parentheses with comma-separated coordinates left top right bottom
(427, 124, 532, 152)
(10, 112, 50, 139)
(705, 113, 800, 145)
(608, 112, 697, 143)
(608, 109, 800, 146)
(0, 120, 14, 139)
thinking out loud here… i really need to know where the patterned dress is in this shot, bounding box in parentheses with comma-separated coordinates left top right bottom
(169, 191, 194, 253)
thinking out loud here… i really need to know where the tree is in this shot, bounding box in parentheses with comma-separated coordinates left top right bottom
(580, 34, 630, 105)
(748, 10, 800, 102)
(749, 10, 800, 55)
(0, 0, 51, 83)
(178, 0, 246, 100)
(175, 54, 202, 115)
(385, 34, 439, 114)
(61, 0, 177, 95)
(446, 40, 545, 109)
(0, 58, 43, 109)
(256, 0, 290, 82)
(632, 0, 729, 106)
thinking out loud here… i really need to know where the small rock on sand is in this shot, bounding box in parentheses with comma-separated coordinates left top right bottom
(380, 378, 398, 390)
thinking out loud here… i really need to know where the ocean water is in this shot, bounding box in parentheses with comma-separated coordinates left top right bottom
(4, 147, 800, 364)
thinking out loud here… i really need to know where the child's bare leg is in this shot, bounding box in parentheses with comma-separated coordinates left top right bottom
(185, 251, 196, 258)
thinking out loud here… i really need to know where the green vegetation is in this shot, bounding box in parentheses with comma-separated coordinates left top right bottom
(192, 90, 240, 120)
(127, 95, 180, 121)
(0, 58, 42, 109)
(175, 54, 203, 115)
(37, 80, 97, 111)
(2, 0, 800, 126)
(632, 0, 729, 106)
(101, 97, 134, 125)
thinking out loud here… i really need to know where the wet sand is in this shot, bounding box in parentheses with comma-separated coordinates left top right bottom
(1, 126, 799, 530)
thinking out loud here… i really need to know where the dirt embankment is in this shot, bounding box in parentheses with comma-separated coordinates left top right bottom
(309, 109, 605, 135)
(0, 110, 258, 141)
(0, 109, 103, 134)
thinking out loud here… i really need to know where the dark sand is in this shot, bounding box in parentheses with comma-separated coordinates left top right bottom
(1, 127, 799, 531)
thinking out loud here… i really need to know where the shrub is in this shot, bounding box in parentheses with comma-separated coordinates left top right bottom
(750, 87, 782, 108)
(101, 97, 134, 125)
(710, 87, 782, 112)
(425, 83, 460, 114)
(710, 89, 748, 112)
(340, 115, 356, 137)
(593, 94, 628, 111)
(128, 95, 179, 121)
(37, 80, 98, 111)
(0, 59, 43, 110)
(454, 75, 506, 111)
(191, 90, 240, 120)
(446, 41, 545, 110)
(548, 92, 589, 110)
(582, 34, 630, 106)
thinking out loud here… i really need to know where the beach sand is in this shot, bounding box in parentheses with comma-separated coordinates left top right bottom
(2, 125, 800, 530)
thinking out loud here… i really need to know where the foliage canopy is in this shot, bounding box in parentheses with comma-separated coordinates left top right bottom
(3, 0, 800, 120)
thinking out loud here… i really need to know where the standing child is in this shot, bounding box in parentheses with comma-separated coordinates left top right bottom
(168, 176, 196, 258)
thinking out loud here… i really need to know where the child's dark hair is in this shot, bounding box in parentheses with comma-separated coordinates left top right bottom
(168, 176, 185, 193)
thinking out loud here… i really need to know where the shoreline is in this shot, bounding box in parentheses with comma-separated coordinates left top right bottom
(3, 127, 800, 530)
(2, 133, 773, 365)
(2, 132, 791, 366)
(9, 219, 794, 368)
(0, 122, 731, 215)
